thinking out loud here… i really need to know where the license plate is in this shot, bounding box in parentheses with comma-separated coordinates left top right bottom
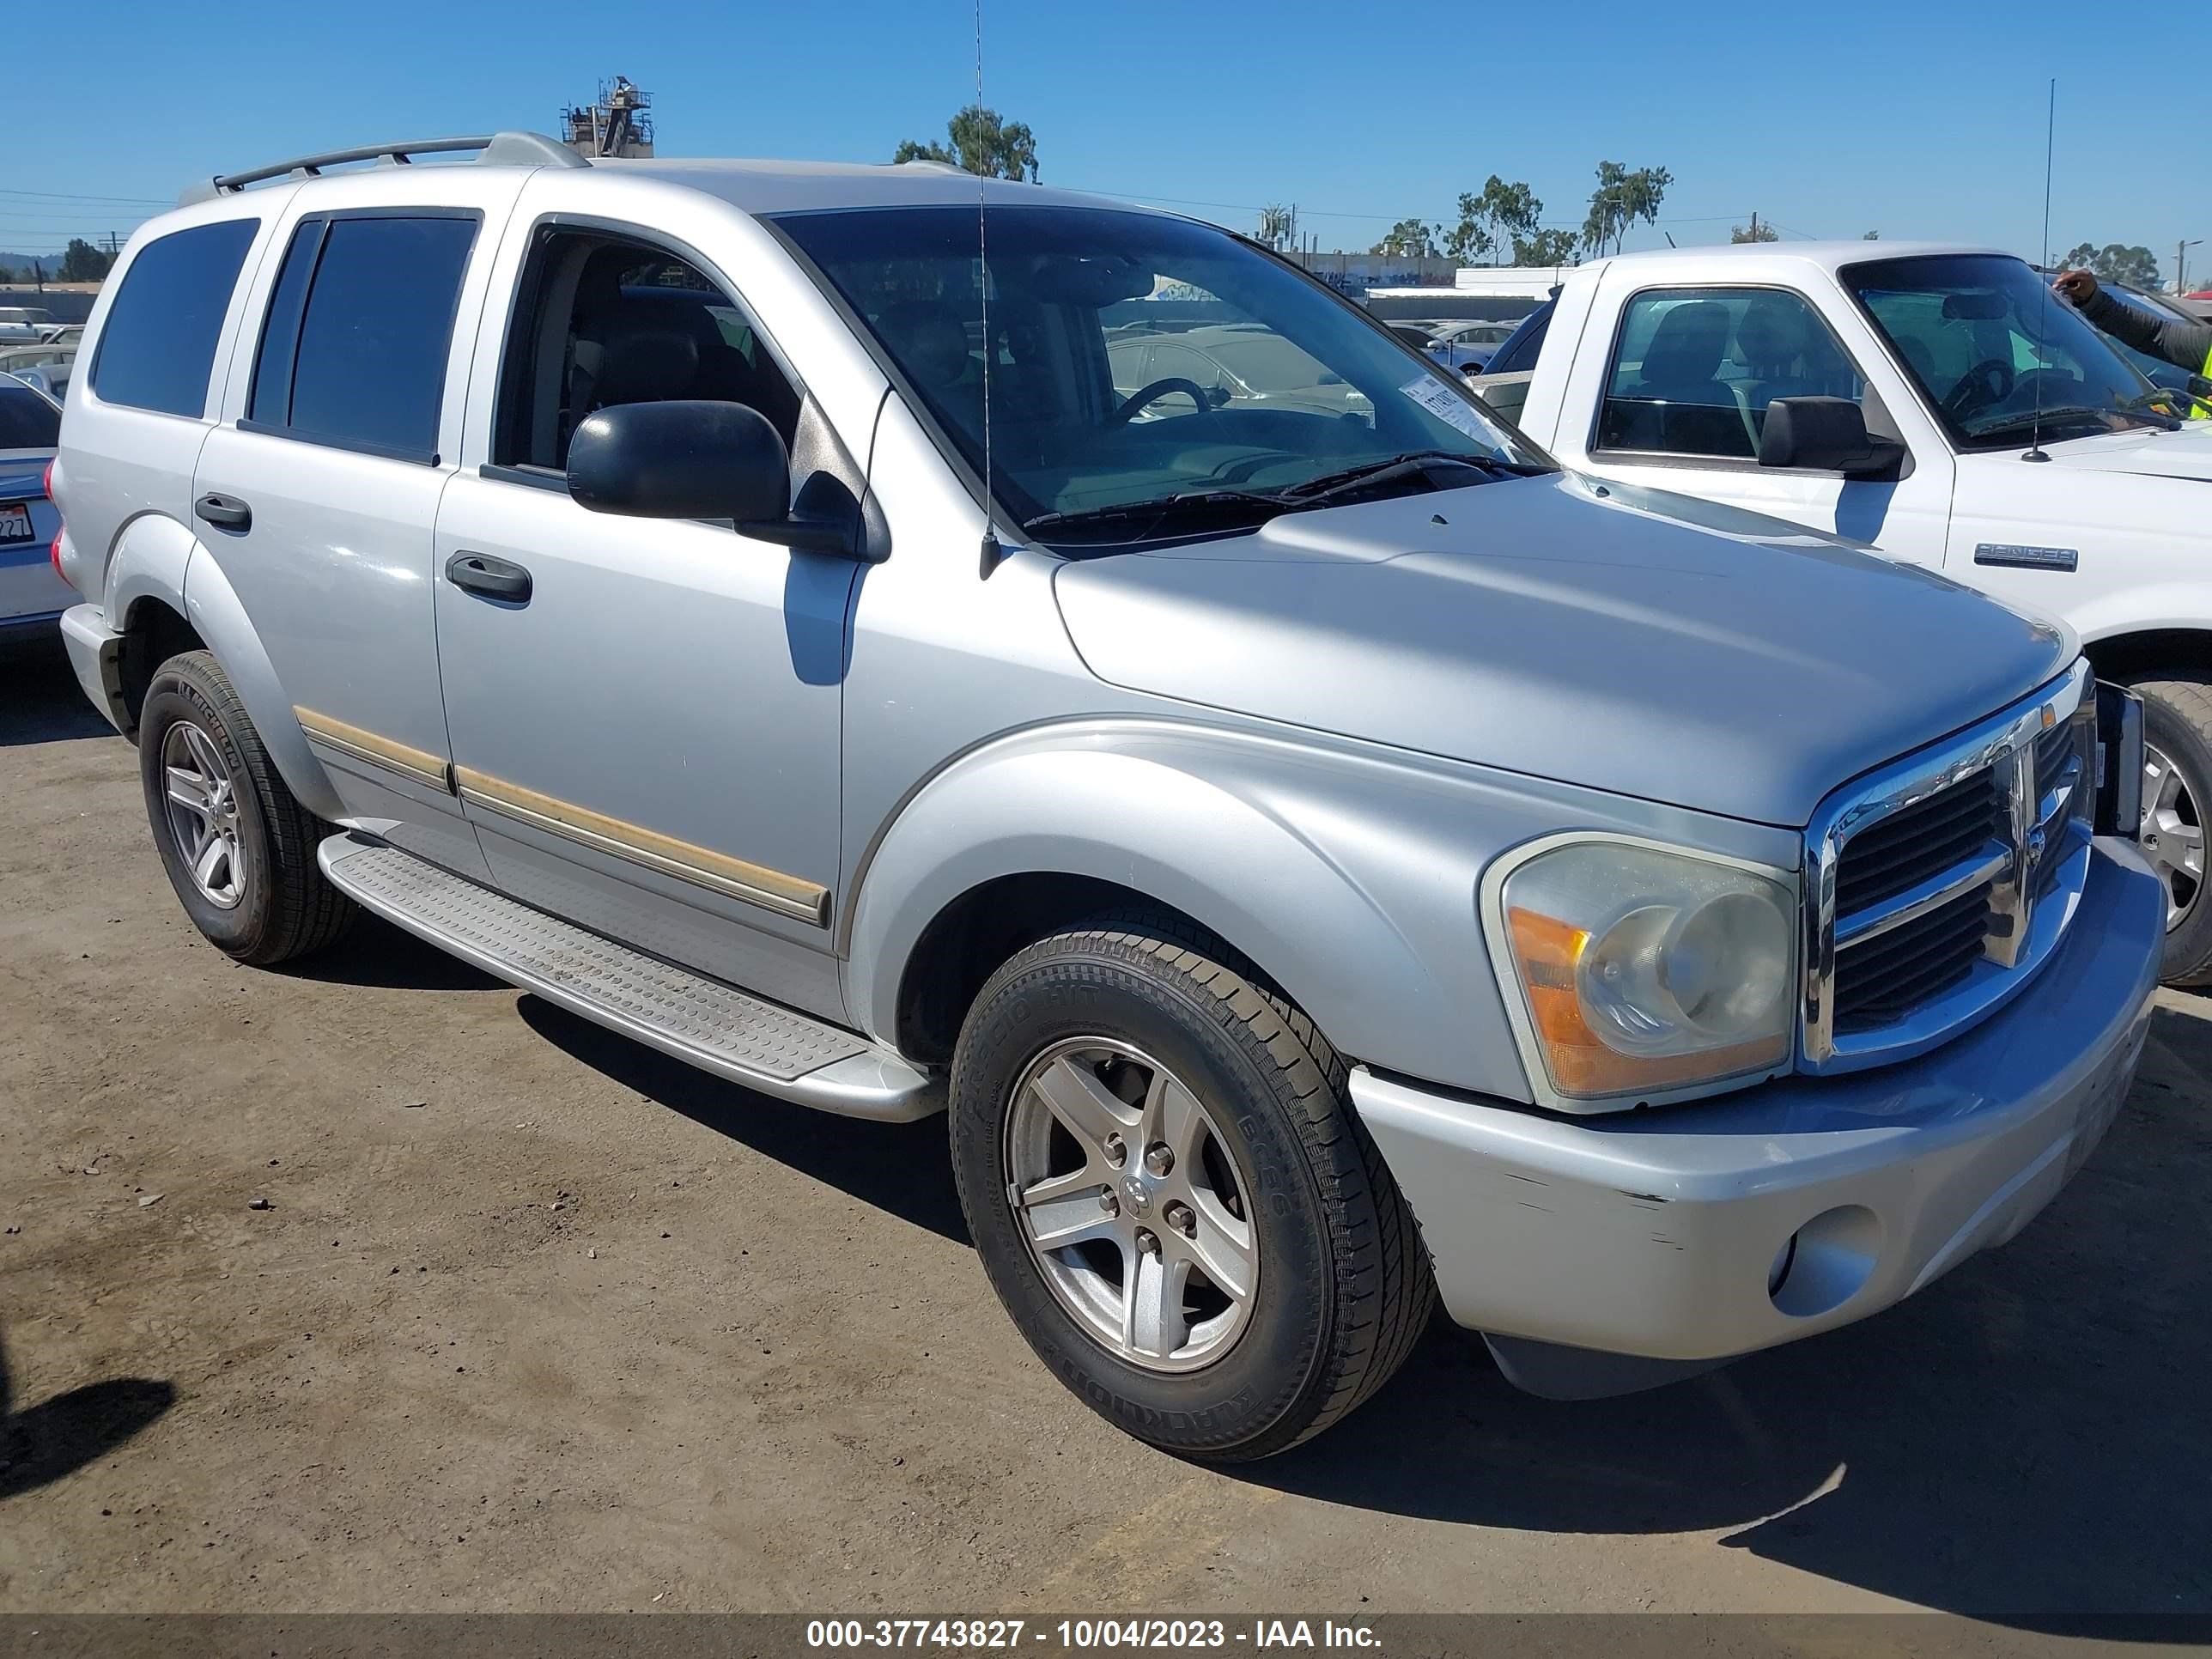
(0, 501, 30, 544)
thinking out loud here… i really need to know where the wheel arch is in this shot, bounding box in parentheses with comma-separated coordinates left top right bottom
(845, 726, 1523, 1097)
(176, 544, 346, 821)
(2080, 624, 2212, 686)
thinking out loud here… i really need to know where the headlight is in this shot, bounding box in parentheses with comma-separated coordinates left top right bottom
(1486, 837, 1797, 1107)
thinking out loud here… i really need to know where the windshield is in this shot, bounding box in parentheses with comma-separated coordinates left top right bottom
(1842, 254, 2166, 449)
(775, 205, 1547, 538)
(0, 380, 60, 451)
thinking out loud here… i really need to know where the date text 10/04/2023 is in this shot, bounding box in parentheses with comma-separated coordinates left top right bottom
(804, 1620, 1382, 1649)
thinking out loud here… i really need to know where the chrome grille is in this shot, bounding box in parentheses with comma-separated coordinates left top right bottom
(1803, 659, 2095, 1073)
(1832, 769, 2008, 915)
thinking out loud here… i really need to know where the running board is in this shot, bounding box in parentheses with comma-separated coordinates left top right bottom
(317, 835, 939, 1121)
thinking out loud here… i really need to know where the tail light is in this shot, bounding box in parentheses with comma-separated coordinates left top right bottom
(45, 459, 70, 591)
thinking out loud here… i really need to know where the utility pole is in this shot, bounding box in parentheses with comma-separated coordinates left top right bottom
(2179, 239, 2203, 295)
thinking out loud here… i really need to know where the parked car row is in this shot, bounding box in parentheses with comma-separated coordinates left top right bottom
(40, 137, 2166, 1461)
(0, 372, 66, 638)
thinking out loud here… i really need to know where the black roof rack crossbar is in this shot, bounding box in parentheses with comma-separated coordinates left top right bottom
(179, 131, 584, 206)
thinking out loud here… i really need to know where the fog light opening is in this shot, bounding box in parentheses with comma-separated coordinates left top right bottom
(1769, 1204, 1881, 1319)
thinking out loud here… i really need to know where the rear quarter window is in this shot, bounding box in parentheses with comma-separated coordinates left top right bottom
(88, 218, 259, 417)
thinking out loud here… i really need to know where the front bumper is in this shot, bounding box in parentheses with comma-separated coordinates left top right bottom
(1353, 837, 2160, 1389)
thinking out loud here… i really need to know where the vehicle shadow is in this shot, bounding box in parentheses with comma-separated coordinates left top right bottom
(0, 1331, 176, 1502)
(269, 910, 504, 993)
(1245, 999, 2212, 1625)
(0, 635, 113, 747)
(516, 996, 969, 1246)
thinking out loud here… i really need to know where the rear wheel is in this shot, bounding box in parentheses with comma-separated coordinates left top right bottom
(949, 917, 1432, 1460)
(138, 651, 354, 965)
(2127, 677, 2212, 987)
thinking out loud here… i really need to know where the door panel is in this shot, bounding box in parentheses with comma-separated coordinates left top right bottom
(433, 470, 855, 1021)
(1564, 273, 1955, 564)
(190, 427, 486, 879)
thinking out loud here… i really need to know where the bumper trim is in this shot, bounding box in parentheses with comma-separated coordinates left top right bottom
(58, 603, 131, 738)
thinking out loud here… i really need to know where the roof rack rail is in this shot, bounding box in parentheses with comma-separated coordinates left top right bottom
(179, 131, 585, 207)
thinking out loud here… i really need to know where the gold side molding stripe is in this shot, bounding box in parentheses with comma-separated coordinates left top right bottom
(453, 765, 831, 927)
(295, 708, 453, 794)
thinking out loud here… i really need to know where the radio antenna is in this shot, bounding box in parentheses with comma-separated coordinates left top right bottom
(975, 0, 1004, 576)
(2026, 76, 2055, 463)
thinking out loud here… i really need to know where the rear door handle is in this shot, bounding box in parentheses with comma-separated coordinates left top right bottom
(445, 550, 533, 604)
(195, 493, 252, 532)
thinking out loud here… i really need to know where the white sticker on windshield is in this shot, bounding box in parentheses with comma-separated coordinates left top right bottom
(1399, 374, 1492, 440)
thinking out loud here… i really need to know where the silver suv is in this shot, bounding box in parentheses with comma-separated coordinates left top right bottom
(52, 133, 2164, 1457)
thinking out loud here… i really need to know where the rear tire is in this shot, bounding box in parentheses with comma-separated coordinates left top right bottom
(2127, 675, 2212, 988)
(949, 916, 1432, 1461)
(138, 650, 354, 966)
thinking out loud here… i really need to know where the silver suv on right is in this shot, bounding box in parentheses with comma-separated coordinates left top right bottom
(50, 134, 2163, 1457)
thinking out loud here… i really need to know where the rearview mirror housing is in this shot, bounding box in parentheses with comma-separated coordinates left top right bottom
(568, 400, 790, 524)
(1759, 397, 1899, 478)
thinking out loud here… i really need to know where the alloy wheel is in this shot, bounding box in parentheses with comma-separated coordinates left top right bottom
(161, 719, 246, 908)
(1002, 1037, 1259, 1373)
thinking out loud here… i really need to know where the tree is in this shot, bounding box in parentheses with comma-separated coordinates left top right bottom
(1370, 218, 1439, 258)
(1513, 228, 1580, 267)
(1730, 218, 1778, 244)
(892, 105, 1039, 182)
(58, 238, 115, 283)
(1863, 230, 1881, 240)
(2062, 240, 2161, 289)
(1446, 176, 1542, 266)
(1255, 204, 1295, 252)
(1580, 161, 1673, 258)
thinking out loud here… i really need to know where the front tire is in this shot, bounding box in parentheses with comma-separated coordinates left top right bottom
(138, 650, 354, 966)
(949, 919, 1432, 1461)
(2127, 676, 2212, 987)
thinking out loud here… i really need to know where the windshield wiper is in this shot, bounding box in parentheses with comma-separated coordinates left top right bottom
(1959, 405, 2132, 441)
(1021, 487, 1291, 542)
(1279, 449, 1548, 506)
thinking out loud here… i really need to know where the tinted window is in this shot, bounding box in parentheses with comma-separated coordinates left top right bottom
(269, 216, 478, 460)
(0, 380, 61, 449)
(89, 219, 258, 417)
(1595, 287, 1866, 459)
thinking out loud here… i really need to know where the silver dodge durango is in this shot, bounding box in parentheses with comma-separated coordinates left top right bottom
(49, 132, 2164, 1457)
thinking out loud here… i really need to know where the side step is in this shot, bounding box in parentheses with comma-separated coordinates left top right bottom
(317, 835, 939, 1121)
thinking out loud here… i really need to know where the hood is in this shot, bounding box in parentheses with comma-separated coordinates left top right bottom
(1051, 475, 2072, 826)
(2035, 422, 2212, 482)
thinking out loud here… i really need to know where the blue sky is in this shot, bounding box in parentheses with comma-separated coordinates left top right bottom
(11, 0, 2209, 283)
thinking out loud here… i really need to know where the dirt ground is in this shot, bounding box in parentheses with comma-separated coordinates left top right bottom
(3, 636, 2208, 1623)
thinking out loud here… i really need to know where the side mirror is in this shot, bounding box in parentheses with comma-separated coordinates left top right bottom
(568, 399, 789, 522)
(568, 399, 860, 556)
(1759, 397, 1899, 478)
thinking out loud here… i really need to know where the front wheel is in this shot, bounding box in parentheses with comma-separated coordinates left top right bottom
(949, 919, 1432, 1460)
(2128, 677, 2212, 987)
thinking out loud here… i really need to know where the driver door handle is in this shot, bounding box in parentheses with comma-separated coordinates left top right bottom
(446, 550, 533, 604)
(195, 493, 252, 532)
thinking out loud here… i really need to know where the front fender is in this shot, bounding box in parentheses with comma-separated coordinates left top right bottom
(845, 719, 1537, 1099)
(182, 543, 347, 821)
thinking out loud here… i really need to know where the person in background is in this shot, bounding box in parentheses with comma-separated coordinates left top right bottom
(2054, 269, 2212, 380)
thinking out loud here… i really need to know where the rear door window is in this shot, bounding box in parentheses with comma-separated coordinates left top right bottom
(249, 213, 480, 462)
(88, 218, 258, 417)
